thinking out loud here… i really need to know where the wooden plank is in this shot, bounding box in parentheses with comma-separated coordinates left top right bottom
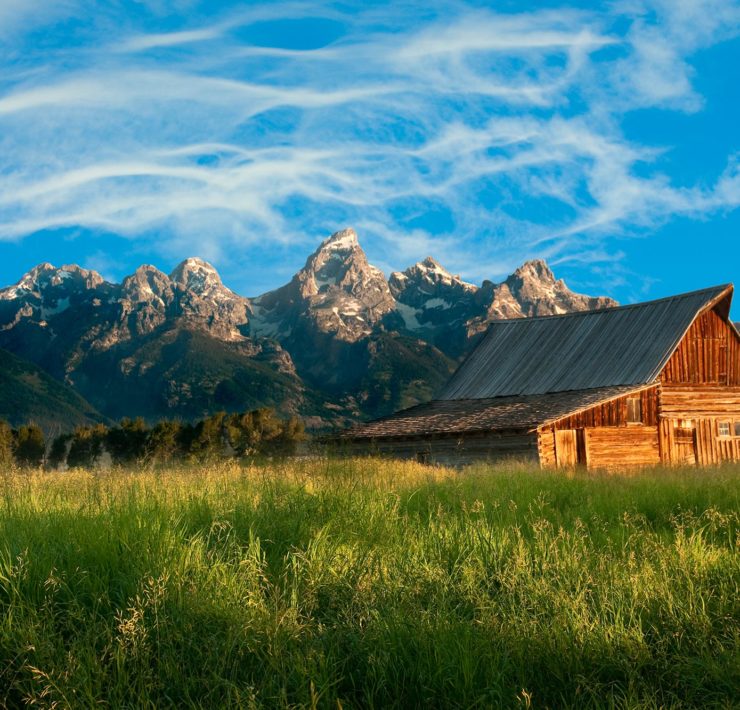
(537, 427, 556, 468)
(552, 386, 659, 430)
(583, 427, 660, 469)
(555, 430, 578, 466)
(661, 308, 737, 386)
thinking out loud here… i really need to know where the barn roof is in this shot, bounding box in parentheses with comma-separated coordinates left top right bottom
(335, 385, 648, 440)
(440, 284, 733, 400)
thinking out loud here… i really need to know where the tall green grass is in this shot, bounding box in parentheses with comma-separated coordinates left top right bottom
(0, 459, 738, 708)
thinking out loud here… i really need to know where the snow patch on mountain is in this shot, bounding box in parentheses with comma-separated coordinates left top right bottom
(395, 302, 423, 330)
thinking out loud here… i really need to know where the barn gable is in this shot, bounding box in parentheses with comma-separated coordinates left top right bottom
(440, 284, 732, 399)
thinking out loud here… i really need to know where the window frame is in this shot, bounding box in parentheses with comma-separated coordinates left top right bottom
(626, 396, 642, 424)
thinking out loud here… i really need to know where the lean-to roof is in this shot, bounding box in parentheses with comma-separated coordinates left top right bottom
(336, 385, 648, 440)
(440, 284, 732, 400)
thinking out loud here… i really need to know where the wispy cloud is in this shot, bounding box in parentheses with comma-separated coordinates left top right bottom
(0, 0, 739, 291)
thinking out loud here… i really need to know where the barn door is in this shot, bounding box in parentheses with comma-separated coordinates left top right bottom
(673, 425, 697, 466)
(555, 430, 578, 467)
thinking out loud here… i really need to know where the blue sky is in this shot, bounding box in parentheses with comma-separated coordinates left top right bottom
(1, 0, 739, 316)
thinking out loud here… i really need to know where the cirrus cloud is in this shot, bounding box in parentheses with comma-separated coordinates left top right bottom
(0, 0, 738, 293)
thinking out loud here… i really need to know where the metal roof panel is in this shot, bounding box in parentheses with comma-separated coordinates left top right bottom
(439, 285, 732, 399)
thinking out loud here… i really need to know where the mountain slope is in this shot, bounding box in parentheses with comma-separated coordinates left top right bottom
(0, 348, 104, 430)
(71, 326, 310, 422)
(0, 229, 618, 428)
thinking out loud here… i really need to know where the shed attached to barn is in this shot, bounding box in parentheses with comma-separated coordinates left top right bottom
(334, 284, 740, 468)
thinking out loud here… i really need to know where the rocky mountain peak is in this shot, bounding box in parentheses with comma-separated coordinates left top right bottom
(513, 258, 555, 282)
(320, 227, 359, 252)
(0, 262, 105, 302)
(300, 228, 386, 299)
(170, 257, 224, 296)
(390, 256, 476, 300)
(252, 228, 395, 343)
(121, 265, 173, 305)
(165, 258, 250, 341)
(467, 257, 619, 330)
(387, 257, 479, 351)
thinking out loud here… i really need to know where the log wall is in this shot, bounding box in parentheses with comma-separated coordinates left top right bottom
(538, 425, 660, 469)
(657, 386, 740, 464)
(659, 385, 740, 418)
(661, 308, 740, 386)
(552, 387, 659, 429)
(537, 428, 556, 468)
(583, 427, 660, 469)
(340, 431, 539, 467)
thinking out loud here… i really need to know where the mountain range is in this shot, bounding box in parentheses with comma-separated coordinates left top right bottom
(0, 228, 617, 430)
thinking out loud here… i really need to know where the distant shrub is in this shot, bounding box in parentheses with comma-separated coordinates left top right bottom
(188, 412, 228, 461)
(48, 433, 72, 469)
(106, 417, 148, 464)
(13, 423, 45, 467)
(224, 408, 305, 458)
(145, 420, 183, 464)
(67, 424, 108, 468)
(42, 408, 306, 469)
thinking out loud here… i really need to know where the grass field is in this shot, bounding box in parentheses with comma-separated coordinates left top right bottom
(0, 459, 738, 709)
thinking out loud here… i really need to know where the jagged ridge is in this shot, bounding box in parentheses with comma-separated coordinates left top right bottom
(0, 229, 617, 428)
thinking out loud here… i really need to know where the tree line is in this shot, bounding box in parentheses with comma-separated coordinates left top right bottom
(0, 409, 305, 469)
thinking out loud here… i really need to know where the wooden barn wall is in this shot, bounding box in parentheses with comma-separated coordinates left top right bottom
(659, 419, 740, 466)
(537, 429, 557, 468)
(583, 427, 660, 469)
(339, 431, 539, 467)
(658, 385, 740, 417)
(551, 387, 659, 430)
(661, 307, 740, 386)
(693, 420, 740, 465)
(537, 426, 660, 469)
(657, 386, 740, 464)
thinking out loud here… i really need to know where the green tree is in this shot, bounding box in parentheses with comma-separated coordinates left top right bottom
(188, 412, 227, 461)
(106, 418, 148, 465)
(0, 420, 14, 468)
(225, 409, 305, 458)
(13, 423, 45, 467)
(146, 420, 183, 464)
(272, 416, 306, 456)
(48, 433, 72, 469)
(67, 425, 108, 468)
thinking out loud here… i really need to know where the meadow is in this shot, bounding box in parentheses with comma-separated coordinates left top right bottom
(0, 459, 738, 709)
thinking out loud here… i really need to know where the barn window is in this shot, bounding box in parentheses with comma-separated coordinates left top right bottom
(626, 397, 642, 423)
(416, 451, 430, 464)
(718, 421, 731, 438)
(735, 422, 740, 437)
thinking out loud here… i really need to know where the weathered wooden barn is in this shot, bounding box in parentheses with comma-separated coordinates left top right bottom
(335, 284, 740, 468)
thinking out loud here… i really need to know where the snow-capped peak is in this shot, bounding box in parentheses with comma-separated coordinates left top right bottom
(513, 259, 556, 282)
(415, 257, 476, 290)
(170, 257, 223, 295)
(121, 264, 173, 304)
(320, 227, 359, 253)
(301, 227, 380, 296)
(0, 263, 104, 300)
(389, 256, 476, 305)
(14, 262, 56, 290)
